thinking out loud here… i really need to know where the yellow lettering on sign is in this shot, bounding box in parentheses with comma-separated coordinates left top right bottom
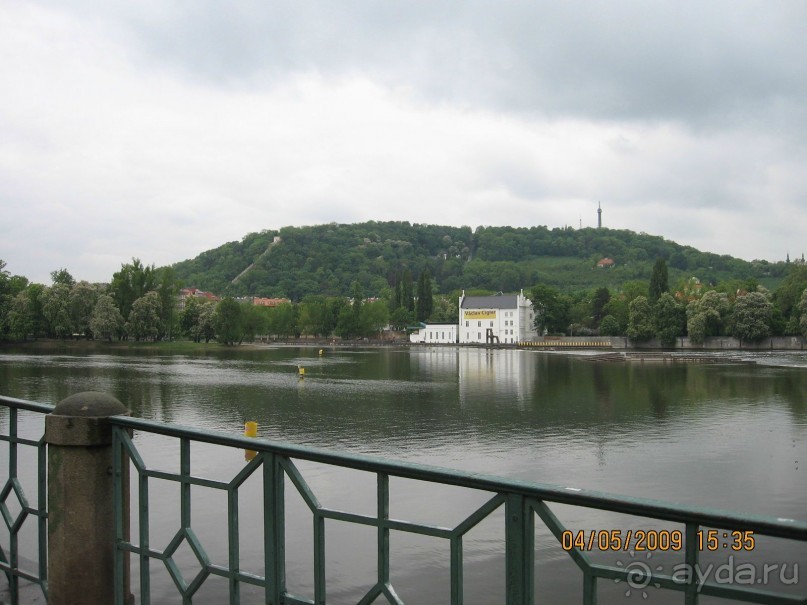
(463, 310, 496, 320)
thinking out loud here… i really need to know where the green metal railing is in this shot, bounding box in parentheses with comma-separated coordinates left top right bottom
(1, 395, 806, 604)
(109, 415, 807, 605)
(0, 396, 51, 604)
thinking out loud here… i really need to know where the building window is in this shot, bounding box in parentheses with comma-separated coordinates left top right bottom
(465, 321, 469, 327)
(478, 321, 481, 327)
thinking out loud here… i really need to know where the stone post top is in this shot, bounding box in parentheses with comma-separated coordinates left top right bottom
(52, 391, 129, 417)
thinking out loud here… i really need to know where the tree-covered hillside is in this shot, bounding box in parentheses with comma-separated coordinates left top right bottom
(171, 221, 786, 300)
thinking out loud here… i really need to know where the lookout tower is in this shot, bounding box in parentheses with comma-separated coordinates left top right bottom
(597, 202, 602, 228)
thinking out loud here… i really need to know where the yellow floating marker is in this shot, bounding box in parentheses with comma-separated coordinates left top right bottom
(298, 365, 306, 378)
(318, 349, 324, 356)
(244, 421, 258, 460)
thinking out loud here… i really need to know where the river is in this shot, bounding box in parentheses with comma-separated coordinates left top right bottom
(1, 346, 805, 603)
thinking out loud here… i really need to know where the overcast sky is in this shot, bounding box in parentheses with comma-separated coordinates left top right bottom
(2, 1, 806, 284)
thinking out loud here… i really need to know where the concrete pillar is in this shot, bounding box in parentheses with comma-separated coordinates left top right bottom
(45, 391, 130, 605)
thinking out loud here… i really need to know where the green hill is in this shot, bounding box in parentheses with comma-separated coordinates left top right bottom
(171, 222, 785, 300)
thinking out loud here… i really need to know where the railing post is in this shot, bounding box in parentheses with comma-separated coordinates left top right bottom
(505, 494, 533, 605)
(44, 391, 131, 605)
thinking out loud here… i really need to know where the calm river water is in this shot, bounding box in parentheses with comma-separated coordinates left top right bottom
(1, 346, 805, 604)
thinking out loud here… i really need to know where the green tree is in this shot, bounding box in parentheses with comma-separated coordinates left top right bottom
(732, 291, 772, 342)
(416, 270, 434, 322)
(126, 291, 162, 341)
(215, 297, 243, 345)
(362, 300, 390, 338)
(110, 258, 157, 320)
(430, 294, 459, 323)
(180, 297, 203, 341)
(298, 295, 332, 337)
(654, 293, 685, 346)
(389, 307, 413, 331)
(530, 284, 571, 334)
(648, 259, 669, 303)
(772, 265, 807, 330)
(267, 303, 296, 340)
(592, 287, 611, 324)
(69, 281, 100, 339)
(798, 289, 807, 338)
(90, 294, 124, 341)
(42, 284, 72, 338)
(241, 303, 268, 342)
(686, 290, 730, 344)
(401, 270, 414, 313)
(50, 268, 75, 288)
(599, 315, 621, 336)
(156, 267, 180, 340)
(627, 296, 654, 342)
(197, 302, 217, 343)
(7, 291, 34, 341)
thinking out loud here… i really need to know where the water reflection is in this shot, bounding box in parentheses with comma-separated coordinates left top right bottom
(1, 347, 806, 603)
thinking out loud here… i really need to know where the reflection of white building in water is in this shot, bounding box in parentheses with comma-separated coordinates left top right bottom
(459, 291, 538, 345)
(458, 348, 536, 408)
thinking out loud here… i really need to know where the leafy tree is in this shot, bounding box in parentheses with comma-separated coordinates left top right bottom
(362, 300, 389, 338)
(732, 291, 772, 342)
(90, 294, 124, 341)
(156, 267, 180, 340)
(530, 284, 571, 334)
(215, 297, 243, 345)
(416, 270, 434, 322)
(401, 270, 414, 313)
(686, 290, 730, 345)
(654, 293, 685, 347)
(267, 303, 296, 340)
(627, 296, 654, 342)
(42, 284, 72, 338)
(389, 307, 413, 331)
(592, 287, 611, 324)
(773, 265, 807, 325)
(599, 315, 621, 336)
(50, 268, 75, 288)
(798, 289, 807, 338)
(197, 302, 217, 343)
(126, 291, 162, 341)
(180, 297, 203, 341)
(68, 281, 100, 339)
(111, 259, 157, 319)
(7, 291, 34, 341)
(648, 259, 669, 303)
(430, 294, 459, 323)
(240, 303, 268, 341)
(298, 295, 333, 337)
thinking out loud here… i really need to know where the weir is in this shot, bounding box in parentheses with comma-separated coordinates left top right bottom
(1, 393, 806, 604)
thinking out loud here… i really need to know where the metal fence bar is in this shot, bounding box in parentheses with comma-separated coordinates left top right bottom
(0, 396, 51, 604)
(2, 396, 807, 605)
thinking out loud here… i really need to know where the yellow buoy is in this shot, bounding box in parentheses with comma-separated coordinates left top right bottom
(244, 421, 258, 460)
(318, 349, 324, 356)
(298, 365, 305, 378)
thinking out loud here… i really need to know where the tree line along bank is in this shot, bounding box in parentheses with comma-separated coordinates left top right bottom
(1, 258, 807, 346)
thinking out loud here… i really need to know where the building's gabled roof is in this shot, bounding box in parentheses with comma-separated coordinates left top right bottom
(461, 295, 519, 309)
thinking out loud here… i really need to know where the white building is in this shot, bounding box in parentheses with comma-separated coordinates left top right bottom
(458, 291, 538, 345)
(409, 323, 458, 344)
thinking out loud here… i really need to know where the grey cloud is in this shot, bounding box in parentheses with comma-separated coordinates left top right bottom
(35, 1, 807, 130)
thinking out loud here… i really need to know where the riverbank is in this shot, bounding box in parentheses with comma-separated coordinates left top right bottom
(2, 333, 805, 354)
